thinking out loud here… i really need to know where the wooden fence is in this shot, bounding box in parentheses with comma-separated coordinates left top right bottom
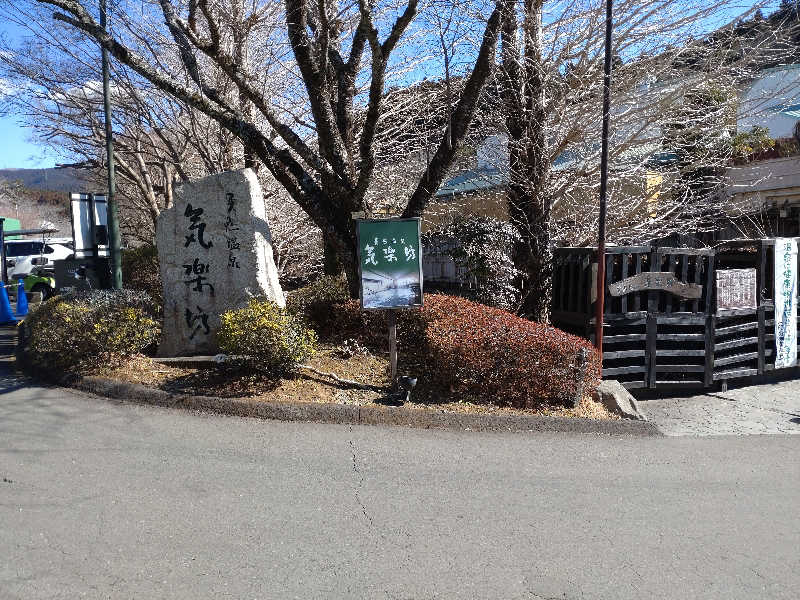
(551, 240, 799, 390)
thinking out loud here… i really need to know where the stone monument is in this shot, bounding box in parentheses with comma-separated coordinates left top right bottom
(156, 168, 284, 356)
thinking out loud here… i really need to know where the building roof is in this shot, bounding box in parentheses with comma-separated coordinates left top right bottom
(434, 164, 506, 197)
(770, 102, 800, 119)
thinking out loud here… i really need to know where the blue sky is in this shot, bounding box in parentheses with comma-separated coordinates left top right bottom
(0, 115, 56, 169)
(0, 18, 58, 169)
(0, 0, 787, 170)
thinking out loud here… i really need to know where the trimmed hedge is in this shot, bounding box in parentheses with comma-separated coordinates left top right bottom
(218, 298, 317, 374)
(422, 295, 600, 407)
(22, 289, 161, 373)
(285, 275, 350, 330)
(121, 245, 162, 308)
(329, 294, 600, 407)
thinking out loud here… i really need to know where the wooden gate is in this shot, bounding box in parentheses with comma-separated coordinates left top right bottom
(552, 240, 799, 390)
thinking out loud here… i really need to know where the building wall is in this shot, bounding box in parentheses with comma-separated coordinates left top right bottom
(738, 65, 800, 138)
(727, 156, 800, 206)
(422, 190, 508, 232)
(724, 156, 800, 237)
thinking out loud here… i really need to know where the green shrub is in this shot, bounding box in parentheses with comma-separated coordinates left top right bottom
(285, 275, 349, 330)
(218, 298, 317, 373)
(329, 294, 600, 407)
(122, 245, 162, 308)
(22, 289, 161, 374)
(329, 299, 427, 351)
(732, 125, 775, 161)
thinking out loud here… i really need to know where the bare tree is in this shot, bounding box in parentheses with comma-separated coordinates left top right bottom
(13, 0, 502, 295)
(0, 7, 324, 280)
(492, 0, 798, 320)
(0, 27, 189, 234)
(0, 177, 70, 232)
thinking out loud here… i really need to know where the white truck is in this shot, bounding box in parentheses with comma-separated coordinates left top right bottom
(4, 238, 74, 279)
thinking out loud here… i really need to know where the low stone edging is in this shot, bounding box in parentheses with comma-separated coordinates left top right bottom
(593, 380, 649, 421)
(67, 375, 661, 435)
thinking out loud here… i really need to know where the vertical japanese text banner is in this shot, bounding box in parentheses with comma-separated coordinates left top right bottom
(774, 238, 798, 369)
(357, 219, 423, 310)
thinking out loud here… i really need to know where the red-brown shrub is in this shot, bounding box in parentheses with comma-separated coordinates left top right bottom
(422, 295, 601, 407)
(329, 294, 600, 408)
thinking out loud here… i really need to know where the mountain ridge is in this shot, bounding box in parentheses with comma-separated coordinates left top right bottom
(0, 167, 90, 193)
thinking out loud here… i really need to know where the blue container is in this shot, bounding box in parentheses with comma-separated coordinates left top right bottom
(15, 279, 28, 317)
(0, 284, 17, 325)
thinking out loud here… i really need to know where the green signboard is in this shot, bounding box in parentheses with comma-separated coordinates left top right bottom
(356, 218, 423, 309)
(1, 218, 22, 239)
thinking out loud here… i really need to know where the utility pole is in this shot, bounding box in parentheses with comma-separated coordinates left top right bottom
(594, 0, 613, 357)
(100, 0, 122, 289)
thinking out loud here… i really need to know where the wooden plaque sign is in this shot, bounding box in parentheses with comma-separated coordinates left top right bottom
(608, 271, 702, 299)
(716, 268, 757, 313)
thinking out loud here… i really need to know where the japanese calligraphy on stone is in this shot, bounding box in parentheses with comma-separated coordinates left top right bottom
(224, 193, 241, 269)
(156, 169, 284, 357)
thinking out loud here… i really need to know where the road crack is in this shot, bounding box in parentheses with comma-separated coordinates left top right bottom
(349, 425, 375, 529)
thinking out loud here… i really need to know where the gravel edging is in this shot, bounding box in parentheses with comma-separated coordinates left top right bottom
(68, 375, 662, 435)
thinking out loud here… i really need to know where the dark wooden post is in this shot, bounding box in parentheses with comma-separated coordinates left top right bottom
(704, 252, 716, 387)
(620, 253, 630, 314)
(594, 0, 614, 357)
(646, 247, 660, 389)
(647, 314, 657, 389)
(632, 252, 643, 312)
(757, 305, 766, 375)
(679, 253, 689, 313)
(704, 314, 715, 388)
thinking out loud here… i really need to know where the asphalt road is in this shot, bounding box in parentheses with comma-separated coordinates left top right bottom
(1, 377, 799, 599)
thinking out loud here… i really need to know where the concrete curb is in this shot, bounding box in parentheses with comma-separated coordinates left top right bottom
(154, 356, 219, 369)
(65, 376, 662, 435)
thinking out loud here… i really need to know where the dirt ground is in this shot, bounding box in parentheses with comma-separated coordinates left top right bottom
(95, 343, 618, 420)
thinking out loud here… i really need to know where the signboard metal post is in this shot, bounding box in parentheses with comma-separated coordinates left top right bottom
(388, 311, 398, 385)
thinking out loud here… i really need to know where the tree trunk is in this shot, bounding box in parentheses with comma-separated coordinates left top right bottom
(509, 181, 553, 322)
(502, 0, 552, 322)
(321, 218, 360, 298)
(42, 0, 500, 300)
(323, 231, 344, 277)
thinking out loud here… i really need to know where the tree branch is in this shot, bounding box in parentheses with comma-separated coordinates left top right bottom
(403, 6, 501, 217)
(285, 0, 351, 180)
(42, 1, 328, 223)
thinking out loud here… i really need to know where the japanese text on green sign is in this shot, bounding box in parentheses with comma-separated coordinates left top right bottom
(357, 219, 423, 309)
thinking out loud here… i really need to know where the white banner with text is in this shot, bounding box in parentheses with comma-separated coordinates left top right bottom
(774, 238, 798, 369)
